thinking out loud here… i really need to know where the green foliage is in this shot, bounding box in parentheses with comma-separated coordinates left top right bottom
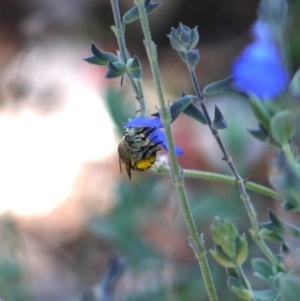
(83, 0, 300, 300)
(210, 218, 248, 268)
(152, 94, 198, 123)
(126, 56, 142, 79)
(84, 43, 119, 66)
(227, 277, 253, 300)
(289, 68, 300, 96)
(105, 60, 127, 78)
(212, 106, 227, 130)
(181, 98, 207, 124)
(168, 24, 199, 61)
(270, 110, 296, 145)
(278, 273, 300, 301)
(122, 0, 161, 25)
(203, 76, 237, 96)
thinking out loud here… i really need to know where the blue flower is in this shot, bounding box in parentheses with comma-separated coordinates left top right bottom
(125, 116, 183, 155)
(232, 21, 289, 100)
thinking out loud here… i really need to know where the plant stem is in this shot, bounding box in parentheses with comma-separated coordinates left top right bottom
(154, 166, 283, 201)
(134, 1, 219, 300)
(282, 142, 299, 175)
(235, 266, 257, 301)
(110, 0, 147, 114)
(188, 68, 282, 269)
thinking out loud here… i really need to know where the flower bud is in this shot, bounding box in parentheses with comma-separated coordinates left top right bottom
(127, 56, 142, 79)
(185, 49, 200, 69)
(169, 23, 199, 54)
(211, 217, 248, 267)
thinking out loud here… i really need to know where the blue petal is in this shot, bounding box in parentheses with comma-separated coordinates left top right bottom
(151, 129, 183, 155)
(252, 21, 273, 43)
(232, 41, 288, 99)
(125, 116, 163, 128)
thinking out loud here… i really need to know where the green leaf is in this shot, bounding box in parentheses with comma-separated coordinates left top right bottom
(210, 246, 236, 268)
(123, 1, 161, 24)
(183, 102, 207, 124)
(84, 43, 119, 66)
(280, 242, 291, 255)
(105, 61, 127, 78)
(252, 257, 274, 284)
(212, 105, 227, 130)
(289, 68, 300, 96)
(152, 94, 198, 123)
(278, 273, 300, 301)
(268, 209, 282, 229)
(185, 49, 200, 69)
(270, 110, 296, 145)
(235, 234, 248, 266)
(248, 128, 269, 143)
(203, 76, 237, 95)
(226, 267, 239, 278)
(228, 277, 253, 300)
(250, 97, 272, 132)
(268, 209, 300, 238)
(170, 95, 198, 122)
(127, 56, 142, 79)
(275, 294, 284, 301)
(253, 289, 278, 301)
(259, 228, 284, 242)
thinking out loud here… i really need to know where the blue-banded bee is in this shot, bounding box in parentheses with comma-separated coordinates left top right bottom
(118, 127, 160, 180)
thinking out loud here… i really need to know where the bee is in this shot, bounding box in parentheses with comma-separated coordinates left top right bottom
(118, 127, 160, 180)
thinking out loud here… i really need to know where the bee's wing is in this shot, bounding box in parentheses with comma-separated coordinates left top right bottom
(119, 156, 123, 173)
(125, 161, 132, 181)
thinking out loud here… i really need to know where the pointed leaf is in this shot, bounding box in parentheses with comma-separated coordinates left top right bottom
(268, 209, 300, 238)
(280, 242, 291, 255)
(268, 209, 282, 229)
(226, 267, 239, 279)
(84, 43, 119, 66)
(248, 128, 269, 143)
(127, 56, 142, 79)
(105, 61, 127, 78)
(259, 228, 284, 243)
(212, 105, 227, 130)
(152, 95, 198, 123)
(186, 49, 200, 69)
(183, 102, 207, 124)
(250, 97, 271, 132)
(235, 234, 248, 266)
(203, 76, 238, 95)
(169, 95, 198, 122)
(228, 277, 253, 300)
(123, 1, 161, 24)
(210, 246, 236, 268)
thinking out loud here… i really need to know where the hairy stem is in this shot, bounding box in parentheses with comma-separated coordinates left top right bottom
(188, 68, 282, 269)
(134, 1, 219, 300)
(154, 166, 283, 201)
(110, 0, 147, 114)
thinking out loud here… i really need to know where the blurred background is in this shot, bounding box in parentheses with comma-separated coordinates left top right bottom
(0, 0, 299, 300)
